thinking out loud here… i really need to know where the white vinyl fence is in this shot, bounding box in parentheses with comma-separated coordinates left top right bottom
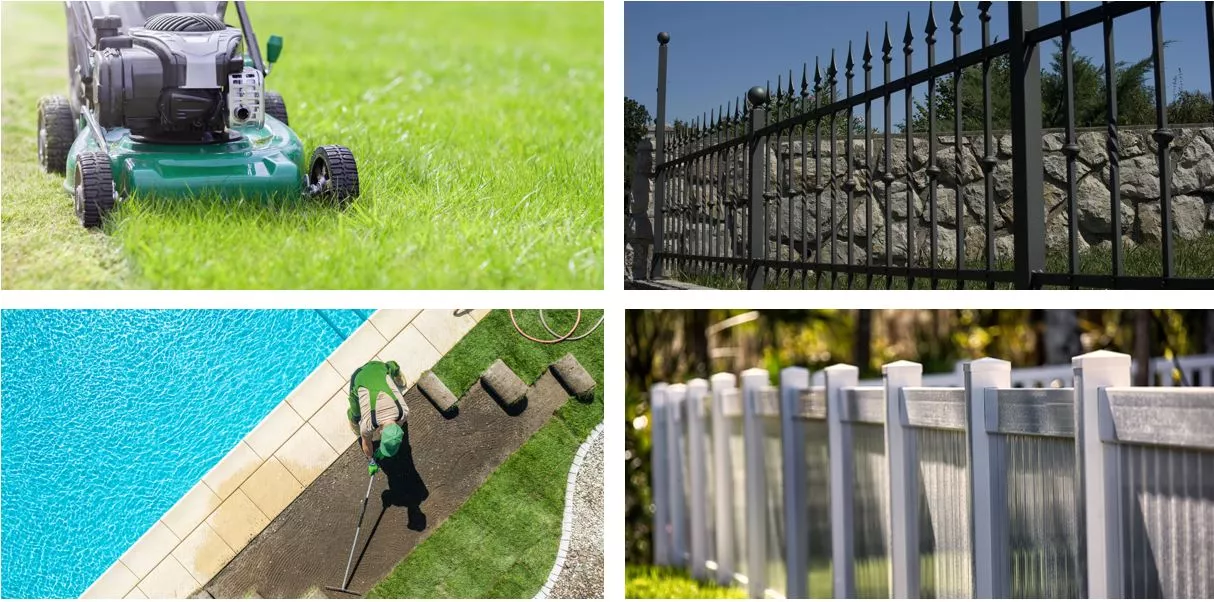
(649, 352, 1214, 599)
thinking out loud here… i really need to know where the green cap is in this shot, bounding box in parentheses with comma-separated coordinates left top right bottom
(379, 423, 403, 458)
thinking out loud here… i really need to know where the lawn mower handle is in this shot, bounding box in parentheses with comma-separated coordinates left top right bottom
(234, 2, 267, 76)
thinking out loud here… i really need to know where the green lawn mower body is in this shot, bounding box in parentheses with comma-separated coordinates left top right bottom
(38, 1, 359, 228)
(61, 114, 306, 201)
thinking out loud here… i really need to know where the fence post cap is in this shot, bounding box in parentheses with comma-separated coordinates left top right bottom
(740, 368, 769, 389)
(779, 366, 810, 386)
(882, 359, 923, 373)
(747, 86, 769, 107)
(965, 357, 1011, 373)
(709, 372, 737, 388)
(822, 363, 858, 374)
(657, 31, 670, 44)
(650, 383, 667, 408)
(1072, 349, 1132, 368)
(667, 383, 688, 394)
(686, 377, 709, 392)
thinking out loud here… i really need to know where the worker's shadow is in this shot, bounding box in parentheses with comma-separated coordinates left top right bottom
(347, 422, 428, 587)
(374, 422, 429, 531)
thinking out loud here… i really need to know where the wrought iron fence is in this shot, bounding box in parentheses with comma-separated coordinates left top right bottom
(642, 2, 1214, 289)
(648, 351, 1214, 598)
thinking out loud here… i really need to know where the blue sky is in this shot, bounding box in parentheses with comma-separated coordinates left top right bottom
(625, 2, 1213, 130)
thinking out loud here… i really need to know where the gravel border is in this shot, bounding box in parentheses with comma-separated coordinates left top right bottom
(535, 423, 604, 599)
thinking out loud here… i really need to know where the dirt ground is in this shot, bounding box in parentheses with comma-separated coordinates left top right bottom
(203, 370, 574, 598)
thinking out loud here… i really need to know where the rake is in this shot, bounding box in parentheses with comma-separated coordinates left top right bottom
(324, 471, 376, 596)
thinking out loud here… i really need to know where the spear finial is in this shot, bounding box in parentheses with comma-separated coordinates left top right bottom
(883, 22, 893, 61)
(903, 12, 915, 50)
(925, 3, 937, 44)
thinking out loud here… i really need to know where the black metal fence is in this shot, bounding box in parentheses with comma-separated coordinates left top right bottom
(645, 1, 1214, 289)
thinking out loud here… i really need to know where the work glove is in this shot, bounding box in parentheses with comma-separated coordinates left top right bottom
(367, 459, 379, 476)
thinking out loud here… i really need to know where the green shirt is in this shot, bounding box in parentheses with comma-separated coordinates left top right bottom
(347, 361, 407, 434)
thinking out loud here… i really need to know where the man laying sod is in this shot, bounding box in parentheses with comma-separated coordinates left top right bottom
(347, 360, 409, 475)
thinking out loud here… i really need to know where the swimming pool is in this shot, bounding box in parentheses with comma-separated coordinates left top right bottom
(0, 309, 370, 598)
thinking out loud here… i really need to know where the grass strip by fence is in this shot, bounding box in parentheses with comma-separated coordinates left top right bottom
(669, 234, 1214, 290)
(431, 309, 604, 399)
(626, 555, 983, 598)
(367, 310, 603, 598)
(624, 556, 956, 599)
(625, 565, 747, 599)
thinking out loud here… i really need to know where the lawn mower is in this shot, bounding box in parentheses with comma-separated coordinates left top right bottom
(37, 1, 360, 228)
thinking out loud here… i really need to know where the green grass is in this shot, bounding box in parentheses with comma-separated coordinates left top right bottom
(626, 565, 747, 599)
(628, 556, 985, 599)
(1, 2, 602, 289)
(666, 233, 1214, 289)
(367, 309, 603, 598)
(431, 309, 604, 397)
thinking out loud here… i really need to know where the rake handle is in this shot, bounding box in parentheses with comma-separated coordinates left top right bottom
(339, 472, 376, 590)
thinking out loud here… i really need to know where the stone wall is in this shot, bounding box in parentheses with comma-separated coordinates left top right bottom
(632, 127, 1214, 270)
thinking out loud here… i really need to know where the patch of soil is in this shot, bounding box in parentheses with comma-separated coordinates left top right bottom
(203, 368, 575, 598)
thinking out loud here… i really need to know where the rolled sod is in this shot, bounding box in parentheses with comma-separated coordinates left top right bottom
(417, 370, 457, 412)
(550, 353, 596, 399)
(480, 359, 527, 407)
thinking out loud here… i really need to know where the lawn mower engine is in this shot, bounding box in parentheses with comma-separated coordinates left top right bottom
(89, 12, 264, 142)
(38, 1, 360, 229)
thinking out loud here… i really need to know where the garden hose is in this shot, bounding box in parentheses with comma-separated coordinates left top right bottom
(539, 310, 604, 342)
(510, 310, 603, 344)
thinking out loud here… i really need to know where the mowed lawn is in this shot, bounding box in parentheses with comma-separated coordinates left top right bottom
(0, 2, 603, 289)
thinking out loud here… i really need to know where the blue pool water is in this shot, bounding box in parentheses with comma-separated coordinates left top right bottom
(0, 309, 370, 598)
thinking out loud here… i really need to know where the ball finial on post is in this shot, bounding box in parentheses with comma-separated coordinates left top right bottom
(747, 86, 769, 107)
(657, 32, 671, 45)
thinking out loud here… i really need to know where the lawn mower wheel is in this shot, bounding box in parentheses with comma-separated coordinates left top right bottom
(74, 151, 116, 229)
(37, 95, 75, 175)
(265, 91, 289, 125)
(309, 145, 360, 205)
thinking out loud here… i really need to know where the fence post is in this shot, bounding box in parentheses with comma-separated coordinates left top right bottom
(710, 372, 738, 585)
(650, 382, 670, 565)
(779, 366, 810, 598)
(965, 358, 1012, 598)
(666, 383, 688, 567)
(741, 368, 770, 597)
(629, 136, 655, 280)
(883, 360, 923, 598)
(824, 364, 859, 598)
(746, 86, 769, 290)
(686, 378, 710, 580)
(1008, 2, 1044, 289)
(1073, 350, 1131, 598)
(652, 32, 670, 278)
